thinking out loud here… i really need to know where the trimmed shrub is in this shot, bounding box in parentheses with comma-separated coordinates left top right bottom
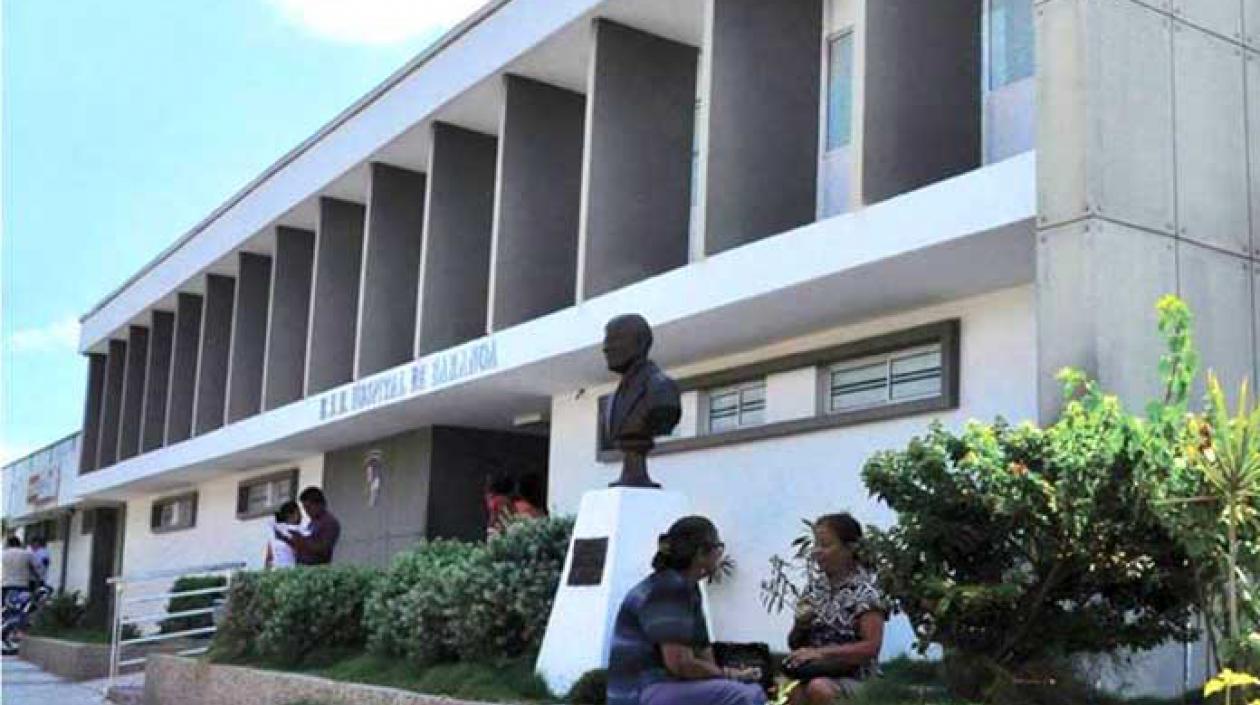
(364, 538, 480, 663)
(30, 590, 86, 633)
(210, 566, 375, 665)
(160, 574, 226, 634)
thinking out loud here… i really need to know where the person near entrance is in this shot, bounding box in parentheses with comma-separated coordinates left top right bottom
(277, 487, 341, 565)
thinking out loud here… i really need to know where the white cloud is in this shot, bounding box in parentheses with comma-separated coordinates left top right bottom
(269, 0, 486, 45)
(8, 317, 80, 354)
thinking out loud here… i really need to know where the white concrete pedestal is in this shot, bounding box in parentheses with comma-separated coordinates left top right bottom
(535, 487, 692, 696)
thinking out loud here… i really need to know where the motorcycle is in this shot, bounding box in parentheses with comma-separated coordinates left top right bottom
(2, 585, 53, 655)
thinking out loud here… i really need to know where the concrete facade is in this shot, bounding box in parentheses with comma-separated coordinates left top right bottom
(490, 75, 584, 330)
(306, 198, 365, 395)
(141, 311, 175, 453)
(95, 340, 126, 469)
(193, 275, 236, 436)
(358, 163, 426, 376)
(1036, 0, 1260, 417)
(579, 20, 696, 298)
(117, 326, 149, 461)
(704, 0, 822, 255)
(263, 227, 315, 411)
(417, 123, 496, 355)
(165, 293, 203, 445)
(78, 355, 106, 473)
(227, 253, 272, 422)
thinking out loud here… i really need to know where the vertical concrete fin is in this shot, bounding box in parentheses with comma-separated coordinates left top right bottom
(165, 293, 203, 444)
(491, 75, 585, 330)
(358, 163, 427, 375)
(265, 227, 316, 410)
(306, 197, 366, 395)
(417, 123, 496, 355)
(117, 325, 150, 461)
(193, 274, 236, 436)
(580, 20, 697, 298)
(704, 0, 822, 255)
(227, 253, 273, 422)
(96, 340, 127, 468)
(140, 310, 175, 453)
(79, 353, 108, 473)
(862, 0, 982, 204)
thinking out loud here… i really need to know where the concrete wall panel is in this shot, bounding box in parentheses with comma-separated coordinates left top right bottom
(96, 340, 127, 468)
(140, 311, 174, 453)
(358, 163, 426, 376)
(863, 0, 981, 205)
(165, 294, 203, 444)
(1174, 0, 1243, 41)
(117, 326, 149, 461)
(1036, 221, 1177, 419)
(307, 198, 365, 395)
(417, 123, 496, 355)
(491, 76, 584, 330)
(193, 275, 235, 436)
(1254, 264, 1260, 388)
(1093, 0, 1176, 234)
(227, 253, 272, 422)
(704, 0, 821, 255)
(1248, 50, 1259, 256)
(79, 354, 107, 473)
(1247, 0, 1260, 47)
(1036, 0, 1090, 227)
(1178, 241, 1254, 397)
(264, 228, 315, 410)
(1174, 24, 1249, 255)
(581, 20, 696, 297)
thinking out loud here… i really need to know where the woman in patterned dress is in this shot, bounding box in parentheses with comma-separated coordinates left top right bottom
(783, 513, 887, 703)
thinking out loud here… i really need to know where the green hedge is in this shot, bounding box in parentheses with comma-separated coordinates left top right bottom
(213, 516, 573, 669)
(160, 575, 226, 634)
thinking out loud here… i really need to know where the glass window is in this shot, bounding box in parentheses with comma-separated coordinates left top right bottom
(706, 380, 767, 434)
(826, 31, 855, 152)
(829, 343, 943, 412)
(151, 494, 197, 533)
(236, 470, 298, 519)
(989, 0, 1034, 90)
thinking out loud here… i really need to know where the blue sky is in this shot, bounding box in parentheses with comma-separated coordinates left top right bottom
(2, 0, 483, 463)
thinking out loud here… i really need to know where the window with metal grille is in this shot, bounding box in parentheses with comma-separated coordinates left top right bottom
(705, 379, 767, 434)
(236, 470, 298, 520)
(151, 493, 197, 533)
(828, 343, 943, 413)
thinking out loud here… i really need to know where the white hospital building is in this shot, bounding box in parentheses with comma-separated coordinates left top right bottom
(11, 0, 1259, 697)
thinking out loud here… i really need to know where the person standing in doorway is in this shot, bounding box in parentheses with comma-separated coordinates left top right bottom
(278, 487, 341, 565)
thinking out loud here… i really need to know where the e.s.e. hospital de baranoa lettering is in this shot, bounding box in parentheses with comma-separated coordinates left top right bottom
(317, 339, 499, 422)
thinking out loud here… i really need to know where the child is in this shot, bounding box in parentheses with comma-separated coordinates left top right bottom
(264, 501, 306, 569)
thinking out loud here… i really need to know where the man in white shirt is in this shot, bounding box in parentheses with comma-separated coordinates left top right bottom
(2, 536, 38, 599)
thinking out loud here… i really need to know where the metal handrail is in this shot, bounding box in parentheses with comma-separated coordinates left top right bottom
(108, 561, 246, 685)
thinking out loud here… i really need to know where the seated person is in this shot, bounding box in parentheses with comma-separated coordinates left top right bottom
(609, 516, 764, 705)
(784, 513, 887, 703)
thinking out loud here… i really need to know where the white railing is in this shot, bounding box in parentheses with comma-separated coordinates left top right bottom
(107, 561, 245, 684)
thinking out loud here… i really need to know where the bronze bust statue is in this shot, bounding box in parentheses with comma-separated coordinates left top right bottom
(602, 314, 680, 488)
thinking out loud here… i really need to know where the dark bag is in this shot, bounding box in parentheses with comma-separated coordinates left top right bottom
(780, 655, 860, 681)
(712, 641, 775, 693)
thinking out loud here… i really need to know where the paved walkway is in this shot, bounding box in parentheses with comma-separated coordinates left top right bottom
(1, 655, 112, 705)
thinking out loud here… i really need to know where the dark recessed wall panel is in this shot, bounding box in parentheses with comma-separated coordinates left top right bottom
(264, 227, 315, 410)
(117, 326, 149, 461)
(582, 20, 697, 298)
(307, 198, 366, 394)
(705, 0, 822, 255)
(140, 311, 174, 453)
(492, 75, 585, 330)
(166, 293, 203, 444)
(359, 163, 426, 375)
(227, 253, 272, 422)
(863, 0, 982, 204)
(79, 353, 107, 473)
(418, 123, 496, 355)
(193, 274, 235, 436)
(96, 340, 127, 468)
